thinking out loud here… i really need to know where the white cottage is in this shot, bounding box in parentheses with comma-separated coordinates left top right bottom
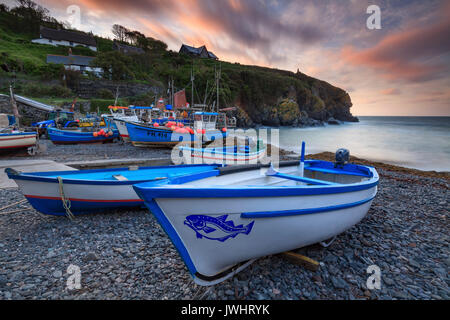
(46, 54, 102, 76)
(32, 26, 97, 52)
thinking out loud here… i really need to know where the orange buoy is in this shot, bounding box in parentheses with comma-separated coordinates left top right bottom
(154, 122, 159, 127)
(222, 127, 227, 132)
(93, 132, 98, 137)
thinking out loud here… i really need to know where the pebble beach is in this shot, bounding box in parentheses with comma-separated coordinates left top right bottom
(0, 140, 449, 300)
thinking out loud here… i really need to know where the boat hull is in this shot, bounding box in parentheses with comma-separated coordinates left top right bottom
(114, 119, 131, 142)
(7, 164, 220, 216)
(126, 121, 228, 148)
(133, 162, 379, 285)
(47, 127, 119, 145)
(180, 145, 266, 165)
(0, 132, 36, 150)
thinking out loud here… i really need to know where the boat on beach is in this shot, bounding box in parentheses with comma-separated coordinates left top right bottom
(133, 148, 379, 285)
(178, 140, 266, 164)
(126, 112, 228, 147)
(0, 131, 37, 151)
(0, 114, 37, 152)
(6, 164, 221, 216)
(47, 126, 119, 144)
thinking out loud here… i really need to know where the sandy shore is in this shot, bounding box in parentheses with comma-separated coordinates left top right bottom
(0, 140, 448, 300)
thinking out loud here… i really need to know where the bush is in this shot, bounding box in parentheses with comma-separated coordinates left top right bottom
(90, 99, 115, 113)
(19, 82, 72, 98)
(96, 88, 114, 99)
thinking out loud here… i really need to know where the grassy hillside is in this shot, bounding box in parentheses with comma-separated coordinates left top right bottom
(0, 4, 357, 126)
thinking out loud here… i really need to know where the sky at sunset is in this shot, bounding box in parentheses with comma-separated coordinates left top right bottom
(3, 0, 450, 116)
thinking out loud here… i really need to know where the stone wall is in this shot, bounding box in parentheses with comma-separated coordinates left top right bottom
(69, 79, 164, 98)
(0, 95, 49, 126)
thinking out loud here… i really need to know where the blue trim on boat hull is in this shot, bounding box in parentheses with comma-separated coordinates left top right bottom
(241, 195, 376, 218)
(140, 198, 197, 276)
(26, 197, 144, 216)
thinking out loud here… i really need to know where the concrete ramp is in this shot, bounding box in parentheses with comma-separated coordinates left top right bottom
(0, 160, 76, 188)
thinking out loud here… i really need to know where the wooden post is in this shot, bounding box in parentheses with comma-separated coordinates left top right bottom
(279, 251, 320, 271)
(9, 84, 20, 129)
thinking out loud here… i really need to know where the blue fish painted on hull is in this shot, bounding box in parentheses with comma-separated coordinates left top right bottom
(184, 214, 255, 242)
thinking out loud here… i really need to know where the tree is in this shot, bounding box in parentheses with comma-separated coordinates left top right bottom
(91, 51, 134, 81)
(111, 24, 129, 42)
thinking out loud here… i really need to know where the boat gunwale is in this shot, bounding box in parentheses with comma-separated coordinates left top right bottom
(179, 145, 267, 157)
(133, 160, 379, 198)
(6, 164, 222, 185)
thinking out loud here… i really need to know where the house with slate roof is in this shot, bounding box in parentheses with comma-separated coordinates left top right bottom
(179, 44, 218, 60)
(46, 54, 103, 76)
(112, 40, 145, 55)
(32, 26, 97, 52)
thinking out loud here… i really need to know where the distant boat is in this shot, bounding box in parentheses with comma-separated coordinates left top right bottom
(0, 113, 37, 152)
(126, 112, 228, 148)
(47, 127, 119, 144)
(0, 131, 37, 151)
(179, 140, 266, 164)
(6, 164, 220, 216)
(133, 151, 379, 285)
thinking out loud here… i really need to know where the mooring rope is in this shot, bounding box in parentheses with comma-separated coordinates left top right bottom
(57, 176, 75, 220)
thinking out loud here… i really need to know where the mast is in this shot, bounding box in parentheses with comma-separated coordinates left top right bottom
(9, 83, 20, 129)
(191, 62, 195, 107)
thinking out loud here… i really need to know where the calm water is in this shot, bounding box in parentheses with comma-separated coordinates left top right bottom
(257, 117, 450, 172)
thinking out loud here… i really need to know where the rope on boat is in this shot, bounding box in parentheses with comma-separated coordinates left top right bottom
(57, 176, 75, 221)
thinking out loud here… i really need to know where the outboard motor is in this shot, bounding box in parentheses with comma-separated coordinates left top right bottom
(335, 148, 349, 168)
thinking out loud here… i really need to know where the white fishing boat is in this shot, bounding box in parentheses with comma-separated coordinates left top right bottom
(0, 131, 37, 151)
(133, 145, 379, 285)
(0, 114, 37, 152)
(178, 140, 266, 164)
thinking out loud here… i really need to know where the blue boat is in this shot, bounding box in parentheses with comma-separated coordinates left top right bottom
(47, 127, 119, 144)
(6, 164, 220, 216)
(126, 112, 228, 147)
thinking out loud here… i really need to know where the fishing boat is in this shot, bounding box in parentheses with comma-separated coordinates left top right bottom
(6, 164, 221, 216)
(133, 144, 379, 285)
(47, 126, 119, 144)
(0, 114, 37, 152)
(111, 106, 153, 142)
(126, 112, 228, 147)
(0, 131, 37, 151)
(178, 140, 266, 164)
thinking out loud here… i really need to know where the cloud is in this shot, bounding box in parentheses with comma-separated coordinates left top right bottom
(380, 88, 401, 95)
(340, 3, 450, 83)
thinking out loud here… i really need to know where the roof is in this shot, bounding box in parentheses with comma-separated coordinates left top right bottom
(40, 26, 97, 47)
(179, 44, 218, 59)
(130, 106, 153, 110)
(46, 54, 96, 66)
(113, 41, 145, 55)
(194, 112, 218, 115)
(207, 51, 218, 59)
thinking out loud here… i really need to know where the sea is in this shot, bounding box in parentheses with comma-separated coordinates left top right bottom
(249, 117, 450, 172)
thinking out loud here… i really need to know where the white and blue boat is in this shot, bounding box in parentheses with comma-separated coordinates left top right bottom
(133, 146, 379, 285)
(6, 164, 221, 216)
(179, 140, 266, 164)
(47, 126, 119, 144)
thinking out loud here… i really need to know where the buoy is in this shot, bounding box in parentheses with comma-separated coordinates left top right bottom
(154, 123, 159, 127)
(222, 127, 227, 132)
(171, 125, 177, 131)
(93, 132, 98, 137)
